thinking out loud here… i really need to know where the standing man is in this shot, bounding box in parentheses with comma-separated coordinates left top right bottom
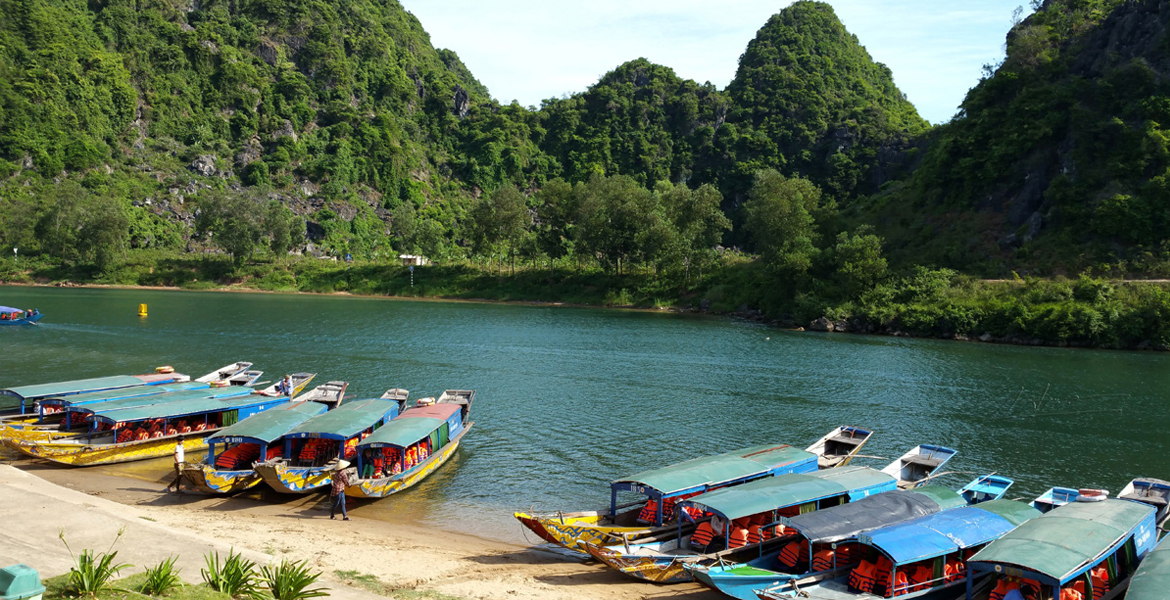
(165, 435, 185, 493)
(330, 460, 351, 520)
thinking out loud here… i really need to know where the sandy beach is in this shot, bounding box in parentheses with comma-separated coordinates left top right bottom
(4, 461, 719, 600)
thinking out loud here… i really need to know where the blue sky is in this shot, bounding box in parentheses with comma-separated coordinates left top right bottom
(397, 1, 1032, 124)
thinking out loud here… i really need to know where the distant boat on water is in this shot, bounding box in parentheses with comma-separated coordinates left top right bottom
(0, 306, 42, 326)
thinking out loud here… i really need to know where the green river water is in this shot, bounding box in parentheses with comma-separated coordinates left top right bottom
(0, 286, 1166, 543)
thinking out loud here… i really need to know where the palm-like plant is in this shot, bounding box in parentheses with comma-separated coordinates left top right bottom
(59, 528, 131, 596)
(140, 556, 183, 596)
(201, 550, 261, 598)
(260, 560, 328, 600)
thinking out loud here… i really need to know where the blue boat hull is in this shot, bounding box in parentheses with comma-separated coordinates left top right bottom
(692, 564, 795, 600)
(0, 313, 43, 326)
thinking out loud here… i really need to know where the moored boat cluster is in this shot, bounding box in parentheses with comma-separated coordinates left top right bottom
(0, 364, 474, 500)
(514, 427, 1170, 600)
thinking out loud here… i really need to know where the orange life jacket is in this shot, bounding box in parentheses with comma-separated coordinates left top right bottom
(812, 549, 835, 572)
(728, 527, 749, 549)
(1089, 567, 1109, 600)
(944, 560, 964, 583)
(1061, 583, 1084, 600)
(911, 565, 934, 592)
(690, 522, 716, 549)
(778, 539, 810, 568)
(849, 560, 877, 593)
(637, 500, 659, 524)
(990, 579, 1021, 600)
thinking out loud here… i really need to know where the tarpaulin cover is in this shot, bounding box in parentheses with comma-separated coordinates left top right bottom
(613, 444, 816, 496)
(1127, 532, 1170, 600)
(860, 499, 1041, 565)
(358, 416, 445, 448)
(93, 392, 275, 424)
(2, 376, 148, 401)
(968, 499, 1155, 583)
(786, 485, 967, 543)
(283, 398, 398, 439)
(68, 387, 251, 415)
(209, 401, 328, 444)
(684, 466, 895, 521)
(40, 382, 208, 408)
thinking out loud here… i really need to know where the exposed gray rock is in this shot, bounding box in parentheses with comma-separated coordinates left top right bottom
(979, 332, 994, 342)
(809, 317, 833, 332)
(200, 40, 219, 54)
(188, 155, 219, 177)
(257, 41, 279, 66)
(235, 138, 262, 166)
(272, 120, 298, 143)
(1024, 211, 1043, 242)
(453, 85, 470, 119)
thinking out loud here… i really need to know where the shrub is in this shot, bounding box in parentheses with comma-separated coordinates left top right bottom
(141, 556, 183, 596)
(260, 560, 328, 600)
(60, 529, 131, 596)
(202, 550, 260, 599)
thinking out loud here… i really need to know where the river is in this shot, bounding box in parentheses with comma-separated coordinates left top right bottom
(1, 286, 1166, 543)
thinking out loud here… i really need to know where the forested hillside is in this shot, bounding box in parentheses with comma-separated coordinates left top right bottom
(7, 0, 1170, 349)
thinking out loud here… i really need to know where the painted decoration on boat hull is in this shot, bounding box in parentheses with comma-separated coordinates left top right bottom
(348, 436, 461, 499)
(519, 515, 654, 554)
(12, 435, 208, 466)
(182, 465, 261, 495)
(582, 542, 699, 584)
(254, 461, 332, 494)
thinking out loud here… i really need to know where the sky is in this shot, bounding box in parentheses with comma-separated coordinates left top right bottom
(396, 1, 1034, 125)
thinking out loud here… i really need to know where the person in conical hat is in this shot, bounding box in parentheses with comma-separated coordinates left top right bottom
(330, 459, 351, 520)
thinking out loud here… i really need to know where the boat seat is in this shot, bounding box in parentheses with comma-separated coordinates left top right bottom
(827, 434, 865, 446)
(1120, 493, 1169, 507)
(902, 455, 945, 468)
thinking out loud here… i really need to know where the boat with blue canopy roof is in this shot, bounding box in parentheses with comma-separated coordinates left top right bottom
(581, 447, 976, 584)
(752, 495, 1042, 600)
(689, 476, 1023, 599)
(347, 390, 475, 499)
(254, 390, 407, 494)
(0, 306, 42, 326)
(182, 399, 334, 495)
(0, 367, 200, 415)
(8, 373, 314, 466)
(964, 484, 1162, 600)
(515, 426, 873, 555)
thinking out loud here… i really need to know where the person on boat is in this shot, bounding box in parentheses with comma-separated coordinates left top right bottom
(330, 460, 351, 521)
(278, 376, 292, 397)
(165, 436, 185, 493)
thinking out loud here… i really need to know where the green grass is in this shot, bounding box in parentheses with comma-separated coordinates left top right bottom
(331, 571, 462, 600)
(44, 573, 231, 600)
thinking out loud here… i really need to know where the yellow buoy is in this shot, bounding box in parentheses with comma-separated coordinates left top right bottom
(138, 303, 148, 317)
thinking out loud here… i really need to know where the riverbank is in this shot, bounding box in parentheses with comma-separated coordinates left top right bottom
(6, 254, 1170, 351)
(6, 462, 714, 600)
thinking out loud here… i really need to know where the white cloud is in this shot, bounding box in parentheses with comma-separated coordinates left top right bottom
(399, 0, 1030, 123)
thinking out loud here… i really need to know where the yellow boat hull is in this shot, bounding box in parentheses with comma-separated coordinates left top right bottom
(254, 460, 332, 494)
(181, 464, 262, 495)
(12, 435, 208, 466)
(512, 512, 655, 553)
(347, 437, 460, 499)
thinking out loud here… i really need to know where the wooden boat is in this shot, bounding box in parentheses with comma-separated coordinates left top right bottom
(1029, 486, 1080, 513)
(752, 494, 1041, 600)
(0, 367, 197, 415)
(286, 380, 349, 409)
(348, 390, 475, 499)
(1127, 533, 1170, 600)
(962, 489, 1161, 600)
(695, 478, 1030, 600)
(514, 426, 872, 554)
(0, 363, 260, 445)
(581, 448, 979, 585)
(804, 427, 874, 469)
(253, 393, 406, 494)
(182, 400, 332, 495)
(880, 445, 956, 489)
(1118, 477, 1170, 525)
(0, 306, 43, 326)
(8, 373, 314, 466)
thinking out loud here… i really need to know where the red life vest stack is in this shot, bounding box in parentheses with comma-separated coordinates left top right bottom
(849, 560, 878, 593)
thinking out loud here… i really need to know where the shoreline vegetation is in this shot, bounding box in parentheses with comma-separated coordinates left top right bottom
(6, 253, 1170, 352)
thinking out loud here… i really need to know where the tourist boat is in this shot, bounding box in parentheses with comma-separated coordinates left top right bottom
(514, 426, 872, 554)
(0, 363, 259, 445)
(0, 306, 43, 326)
(0, 366, 199, 415)
(1118, 477, 1170, 525)
(182, 400, 332, 495)
(752, 494, 1042, 600)
(1127, 533, 1170, 600)
(1030, 486, 1080, 513)
(691, 476, 1024, 599)
(347, 390, 475, 499)
(253, 392, 407, 494)
(881, 445, 957, 489)
(8, 373, 315, 466)
(687, 474, 1020, 596)
(580, 447, 974, 584)
(961, 483, 1164, 600)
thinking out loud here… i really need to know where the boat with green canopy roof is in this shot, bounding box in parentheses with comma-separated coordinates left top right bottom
(254, 390, 407, 494)
(1127, 533, 1170, 600)
(348, 390, 475, 499)
(515, 426, 873, 556)
(965, 489, 1161, 600)
(1, 370, 193, 415)
(581, 446, 976, 584)
(8, 373, 315, 466)
(182, 400, 333, 495)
